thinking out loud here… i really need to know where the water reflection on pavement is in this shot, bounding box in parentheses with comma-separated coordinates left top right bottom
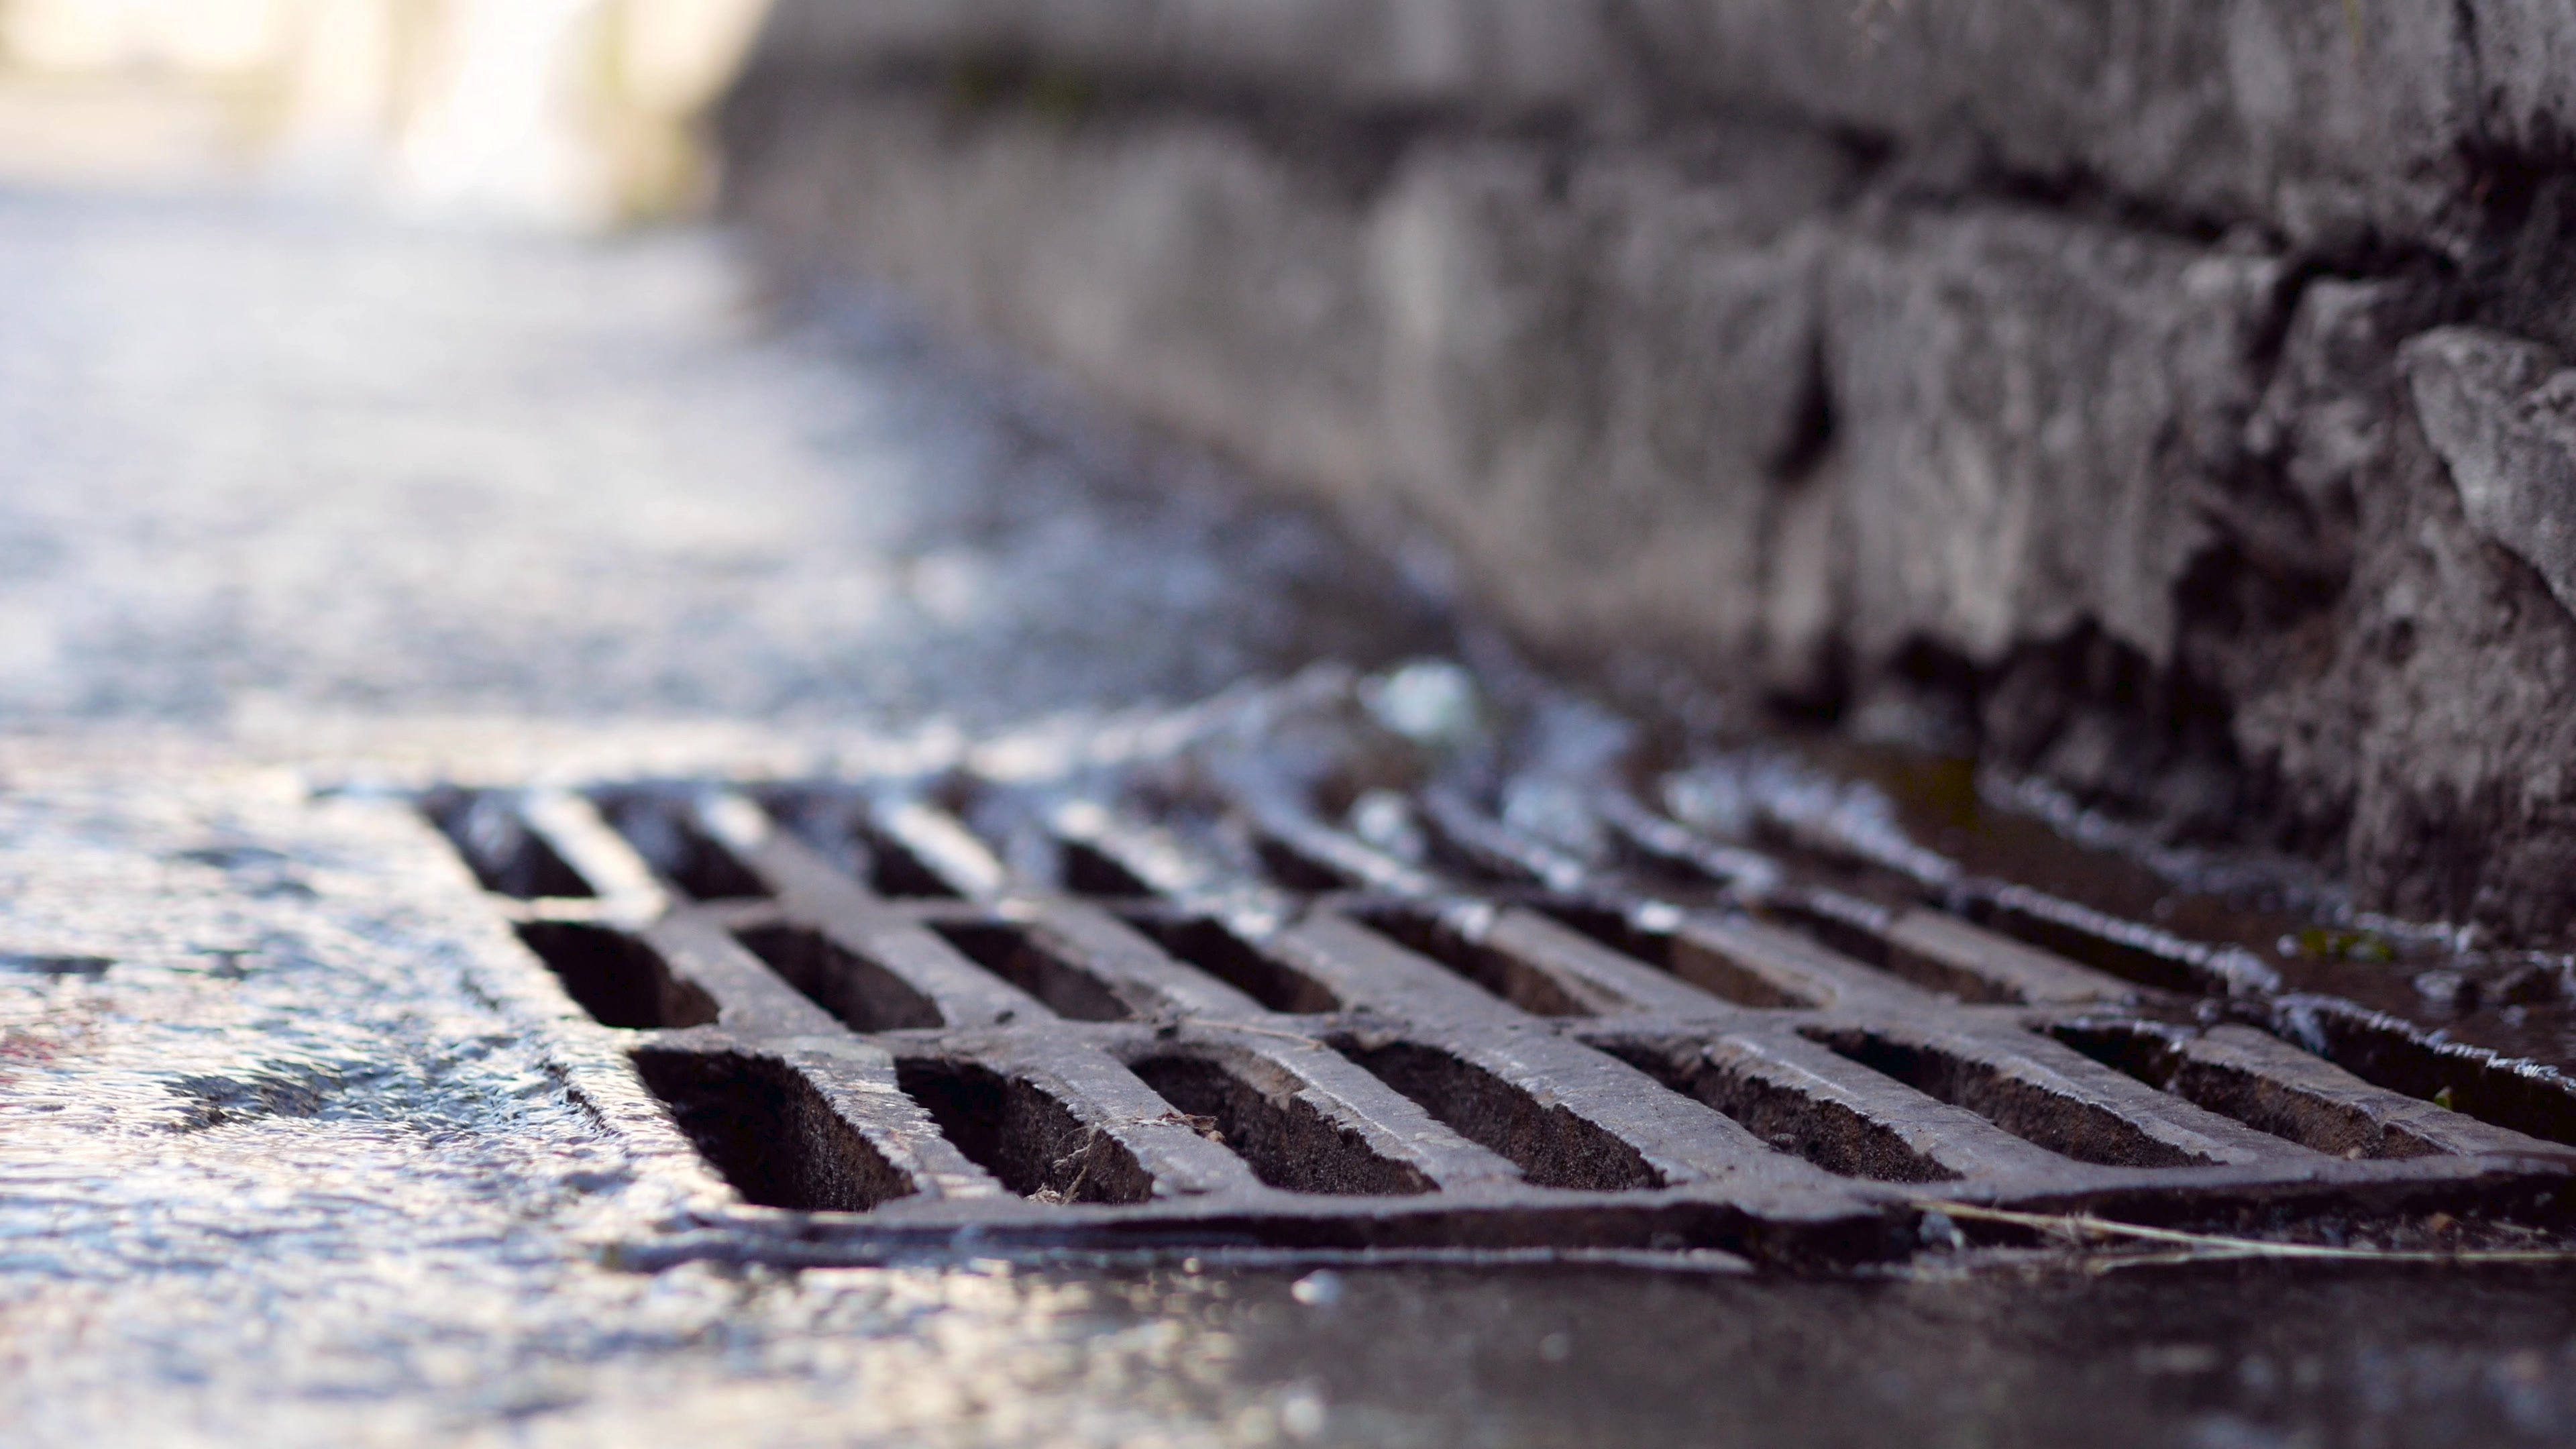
(0, 189, 1442, 726)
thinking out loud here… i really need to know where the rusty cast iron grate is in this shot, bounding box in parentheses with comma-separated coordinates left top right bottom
(421, 692, 2576, 1269)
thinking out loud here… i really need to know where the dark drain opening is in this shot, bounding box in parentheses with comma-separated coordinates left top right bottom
(1352, 904, 1593, 1017)
(1336, 1040, 1662, 1189)
(892, 1058, 1153, 1203)
(598, 796, 769, 901)
(859, 826, 964, 899)
(1058, 839, 1156, 898)
(2051, 1022, 2444, 1161)
(1422, 836, 1544, 889)
(1536, 903, 1817, 1008)
(1962, 888, 2217, 996)
(1125, 915, 1342, 1014)
(2269, 1002, 2576, 1146)
(1605, 1043, 1957, 1183)
(425, 792, 592, 899)
(930, 921, 1132, 1021)
(1770, 892, 2023, 1004)
(1129, 1055, 1434, 1196)
(1805, 1028, 2210, 1169)
(765, 798, 963, 898)
(1411, 805, 1550, 889)
(735, 924, 944, 1032)
(515, 921, 717, 1029)
(1253, 834, 1352, 892)
(1536, 902, 1671, 967)
(632, 1047, 914, 1212)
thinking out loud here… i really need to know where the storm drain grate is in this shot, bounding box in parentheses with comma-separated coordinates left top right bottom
(422, 699, 2576, 1268)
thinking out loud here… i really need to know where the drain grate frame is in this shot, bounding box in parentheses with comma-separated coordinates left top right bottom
(421, 757, 2576, 1270)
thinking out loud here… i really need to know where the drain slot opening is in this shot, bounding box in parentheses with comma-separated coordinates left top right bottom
(1125, 915, 1342, 1014)
(2051, 1022, 2443, 1161)
(515, 921, 717, 1030)
(1768, 894, 2019, 1004)
(863, 827, 965, 898)
(1536, 902, 1674, 969)
(1806, 1028, 2210, 1168)
(2267, 1004, 2576, 1146)
(893, 1059, 1152, 1203)
(426, 793, 592, 899)
(766, 798, 962, 898)
(1540, 903, 1818, 1008)
(1411, 810, 1548, 888)
(1607, 1044, 1956, 1183)
(1130, 1055, 1434, 1196)
(1057, 839, 1156, 898)
(1961, 890, 2214, 995)
(930, 922, 1131, 1021)
(1352, 904, 1593, 1017)
(1252, 835, 1352, 892)
(735, 924, 944, 1032)
(598, 797, 768, 901)
(632, 1047, 913, 1212)
(1336, 1040, 1661, 1189)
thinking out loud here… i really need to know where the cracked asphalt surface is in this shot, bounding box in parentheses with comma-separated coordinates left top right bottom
(9, 188, 2576, 1448)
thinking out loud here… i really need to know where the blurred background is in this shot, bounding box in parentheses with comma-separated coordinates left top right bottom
(13, 11, 2576, 1449)
(0, 0, 765, 221)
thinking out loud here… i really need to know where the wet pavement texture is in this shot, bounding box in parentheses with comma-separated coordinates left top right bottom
(7, 187, 2576, 1447)
(0, 191, 1440, 725)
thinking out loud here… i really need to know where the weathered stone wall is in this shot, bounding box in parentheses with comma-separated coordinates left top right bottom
(746, 1, 2576, 247)
(718, 2, 2576, 938)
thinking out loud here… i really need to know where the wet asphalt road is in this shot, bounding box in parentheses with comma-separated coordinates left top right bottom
(7, 188, 2576, 1448)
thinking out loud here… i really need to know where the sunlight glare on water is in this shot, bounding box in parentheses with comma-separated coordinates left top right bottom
(0, 0, 768, 223)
